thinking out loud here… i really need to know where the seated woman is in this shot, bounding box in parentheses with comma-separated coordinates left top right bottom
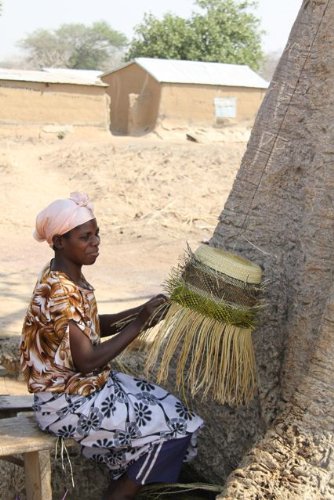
(20, 192, 203, 500)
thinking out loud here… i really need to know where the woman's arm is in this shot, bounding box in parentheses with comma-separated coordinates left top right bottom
(99, 304, 143, 337)
(70, 295, 167, 374)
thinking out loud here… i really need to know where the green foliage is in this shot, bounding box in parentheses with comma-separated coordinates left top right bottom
(126, 0, 264, 70)
(127, 13, 193, 61)
(18, 21, 127, 70)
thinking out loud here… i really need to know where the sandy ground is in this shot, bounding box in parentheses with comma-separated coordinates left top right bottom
(0, 124, 249, 394)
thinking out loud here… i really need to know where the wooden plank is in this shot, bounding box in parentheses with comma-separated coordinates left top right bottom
(0, 414, 56, 456)
(0, 455, 24, 467)
(0, 394, 33, 411)
(24, 449, 52, 500)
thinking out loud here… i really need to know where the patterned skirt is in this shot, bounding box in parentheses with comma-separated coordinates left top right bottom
(33, 370, 204, 483)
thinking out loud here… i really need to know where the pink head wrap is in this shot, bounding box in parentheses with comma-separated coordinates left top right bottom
(33, 192, 95, 246)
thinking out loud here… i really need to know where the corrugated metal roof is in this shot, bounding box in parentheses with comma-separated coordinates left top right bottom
(43, 68, 104, 84)
(0, 68, 107, 86)
(103, 58, 268, 89)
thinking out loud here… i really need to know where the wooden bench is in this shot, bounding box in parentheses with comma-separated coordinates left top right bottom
(0, 394, 34, 416)
(0, 395, 73, 500)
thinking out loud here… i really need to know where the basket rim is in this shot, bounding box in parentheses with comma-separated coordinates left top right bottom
(194, 245, 262, 284)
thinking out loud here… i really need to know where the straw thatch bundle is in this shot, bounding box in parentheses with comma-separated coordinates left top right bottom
(142, 244, 263, 406)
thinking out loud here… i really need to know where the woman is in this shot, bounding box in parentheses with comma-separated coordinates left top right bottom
(20, 192, 203, 500)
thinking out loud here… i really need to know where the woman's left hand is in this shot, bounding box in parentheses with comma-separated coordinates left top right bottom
(138, 294, 169, 326)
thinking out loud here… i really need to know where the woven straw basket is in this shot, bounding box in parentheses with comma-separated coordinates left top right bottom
(143, 244, 263, 406)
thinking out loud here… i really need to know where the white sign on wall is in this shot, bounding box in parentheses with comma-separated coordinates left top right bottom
(214, 96, 237, 119)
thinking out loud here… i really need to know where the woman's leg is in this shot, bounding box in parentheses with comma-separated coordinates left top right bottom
(102, 474, 142, 500)
(128, 435, 192, 485)
(102, 436, 191, 499)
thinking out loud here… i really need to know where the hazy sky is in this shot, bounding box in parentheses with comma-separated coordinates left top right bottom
(0, 0, 302, 61)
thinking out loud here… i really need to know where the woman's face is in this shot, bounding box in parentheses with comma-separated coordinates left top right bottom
(60, 218, 100, 266)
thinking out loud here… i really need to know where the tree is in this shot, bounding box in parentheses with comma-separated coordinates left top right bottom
(18, 21, 127, 70)
(167, 0, 333, 496)
(188, 0, 263, 68)
(127, 13, 193, 61)
(126, 0, 264, 70)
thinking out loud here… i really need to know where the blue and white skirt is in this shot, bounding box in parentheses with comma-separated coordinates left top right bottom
(33, 370, 204, 484)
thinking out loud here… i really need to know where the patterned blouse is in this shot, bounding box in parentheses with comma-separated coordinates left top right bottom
(20, 264, 110, 396)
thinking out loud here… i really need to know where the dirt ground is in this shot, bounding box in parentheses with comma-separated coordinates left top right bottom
(0, 123, 249, 395)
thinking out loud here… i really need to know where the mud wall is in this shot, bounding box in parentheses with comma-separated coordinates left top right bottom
(159, 84, 266, 127)
(0, 80, 110, 131)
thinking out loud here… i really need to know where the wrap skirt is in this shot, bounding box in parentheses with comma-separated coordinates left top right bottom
(33, 370, 203, 484)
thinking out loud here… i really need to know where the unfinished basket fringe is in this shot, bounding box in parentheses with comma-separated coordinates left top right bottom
(142, 244, 263, 406)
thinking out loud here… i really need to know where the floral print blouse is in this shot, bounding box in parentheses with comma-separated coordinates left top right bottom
(20, 264, 110, 396)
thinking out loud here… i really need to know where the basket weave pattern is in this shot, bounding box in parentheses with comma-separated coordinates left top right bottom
(143, 245, 263, 406)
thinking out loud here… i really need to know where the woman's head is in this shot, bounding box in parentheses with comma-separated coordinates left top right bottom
(34, 192, 95, 247)
(53, 218, 100, 266)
